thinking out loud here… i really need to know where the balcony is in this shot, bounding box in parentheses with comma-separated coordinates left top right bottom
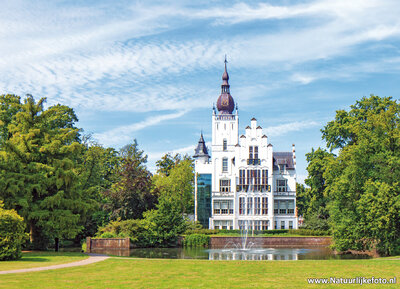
(247, 159, 261, 165)
(215, 114, 235, 121)
(212, 191, 234, 197)
(273, 191, 296, 197)
(236, 185, 271, 193)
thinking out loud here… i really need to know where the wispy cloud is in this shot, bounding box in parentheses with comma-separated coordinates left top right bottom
(264, 121, 320, 137)
(93, 109, 188, 147)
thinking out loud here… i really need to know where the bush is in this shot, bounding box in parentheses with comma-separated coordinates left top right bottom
(184, 229, 218, 235)
(0, 202, 28, 261)
(183, 234, 210, 247)
(81, 242, 87, 253)
(99, 232, 117, 238)
(288, 229, 330, 236)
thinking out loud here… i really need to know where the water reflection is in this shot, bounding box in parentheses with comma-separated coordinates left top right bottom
(92, 247, 371, 260)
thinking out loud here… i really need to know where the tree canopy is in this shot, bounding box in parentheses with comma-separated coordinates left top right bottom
(0, 95, 94, 249)
(306, 95, 400, 255)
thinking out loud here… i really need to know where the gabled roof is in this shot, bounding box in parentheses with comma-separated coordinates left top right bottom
(273, 152, 295, 170)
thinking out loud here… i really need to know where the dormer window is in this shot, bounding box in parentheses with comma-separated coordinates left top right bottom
(223, 139, 227, 151)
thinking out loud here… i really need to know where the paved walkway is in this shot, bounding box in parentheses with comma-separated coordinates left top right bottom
(0, 254, 109, 275)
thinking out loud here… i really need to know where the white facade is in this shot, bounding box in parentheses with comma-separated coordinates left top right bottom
(194, 61, 298, 230)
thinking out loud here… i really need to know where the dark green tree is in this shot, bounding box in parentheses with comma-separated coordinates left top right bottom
(295, 183, 309, 217)
(0, 95, 93, 249)
(156, 153, 192, 176)
(303, 148, 334, 231)
(104, 140, 157, 220)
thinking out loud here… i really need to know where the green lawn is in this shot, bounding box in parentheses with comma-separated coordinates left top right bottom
(0, 251, 88, 271)
(0, 256, 399, 288)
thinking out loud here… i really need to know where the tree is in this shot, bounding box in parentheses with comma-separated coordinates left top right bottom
(303, 148, 334, 231)
(319, 95, 400, 255)
(153, 158, 194, 215)
(75, 139, 121, 240)
(0, 95, 93, 250)
(295, 183, 309, 217)
(156, 153, 192, 176)
(104, 140, 157, 220)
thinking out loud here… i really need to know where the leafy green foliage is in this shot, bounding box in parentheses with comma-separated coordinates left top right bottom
(156, 153, 192, 176)
(183, 234, 210, 247)
(104, 140, 157, 220)
(153, 158, 194, 215)
(0, 201, 28, 260)
(0, 95, 94, 249)
(295, 183, 309, 217)
(307, 95, 400, 255)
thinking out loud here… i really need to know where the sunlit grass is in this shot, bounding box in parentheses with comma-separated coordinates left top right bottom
(0, 256, 398, 288)
(0, 251, 88, 271)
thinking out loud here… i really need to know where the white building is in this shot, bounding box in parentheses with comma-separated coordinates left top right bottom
(193, 60, 298, 231)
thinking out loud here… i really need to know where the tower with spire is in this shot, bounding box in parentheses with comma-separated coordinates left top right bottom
(193, 57, 297, 231)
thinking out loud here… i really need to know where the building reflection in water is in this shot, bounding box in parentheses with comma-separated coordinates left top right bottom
(207, 249, 299, 260)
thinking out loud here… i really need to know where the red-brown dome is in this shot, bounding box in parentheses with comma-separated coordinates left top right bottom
(217, 57, 235, 114)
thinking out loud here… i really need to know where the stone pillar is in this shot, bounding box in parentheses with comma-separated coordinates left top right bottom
(86, 237, 91, 253)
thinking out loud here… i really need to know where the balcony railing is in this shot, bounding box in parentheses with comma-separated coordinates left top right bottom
(273, 191, 296, 197)
(236, 185, 271, 193)
(212, 191, 234, 197)
(215, 114, 235, 120)
(247, 159, 261, 165)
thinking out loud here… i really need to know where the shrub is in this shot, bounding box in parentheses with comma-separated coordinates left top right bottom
(99, 232, 117, 238)
(288, 229, 330, 236)
(0, 202, 28, 260)
(81, 242, 87, 253)
(183, 234, 210, 247)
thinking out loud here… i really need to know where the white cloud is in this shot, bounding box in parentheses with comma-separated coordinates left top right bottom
(264, 121, 320, 137)
(93, 110, 188, 147)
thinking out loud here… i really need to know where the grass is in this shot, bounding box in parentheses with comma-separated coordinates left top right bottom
(0, 251, 88, 271)
(0, 256, 399, 288)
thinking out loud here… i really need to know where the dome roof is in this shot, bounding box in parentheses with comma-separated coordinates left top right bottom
(217, 93, 235, 114)
(216, 57, 235, 114)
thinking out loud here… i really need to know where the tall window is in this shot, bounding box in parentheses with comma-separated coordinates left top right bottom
(289, 221, 293, 229)
(249, 146, 253, 159)
(247, 197, 253, 215)
(254, 220, 261, 231)
(239, 170, 245, 185)
(254, 197, 261, 215)
(262, 220, 268, 230)
(281, 221, 285, 229)
(276, 179, 287, 192)
(223, 139, 227, 151)
(239, 197, 245, 215)
(222, 158, 228, 172)
(262, 197, 268, 215)
(262, 170, 268, 186)
(254, 146, 258, 159)
(219, 179, 231, 192)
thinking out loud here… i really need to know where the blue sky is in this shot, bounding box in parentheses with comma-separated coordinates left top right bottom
(1, 0, 400, 182)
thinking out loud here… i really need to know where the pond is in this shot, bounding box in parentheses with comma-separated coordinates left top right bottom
(92, 247, 372, 260)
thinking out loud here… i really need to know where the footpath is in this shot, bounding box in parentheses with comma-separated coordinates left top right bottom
(0, 254, 109, 275)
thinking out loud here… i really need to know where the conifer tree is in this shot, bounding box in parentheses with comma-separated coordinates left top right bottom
(0, 95, 93, 249)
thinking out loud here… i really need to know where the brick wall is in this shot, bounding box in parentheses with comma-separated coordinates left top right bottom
(86, 237, 131, 253)
(210, 236, 331, 248)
